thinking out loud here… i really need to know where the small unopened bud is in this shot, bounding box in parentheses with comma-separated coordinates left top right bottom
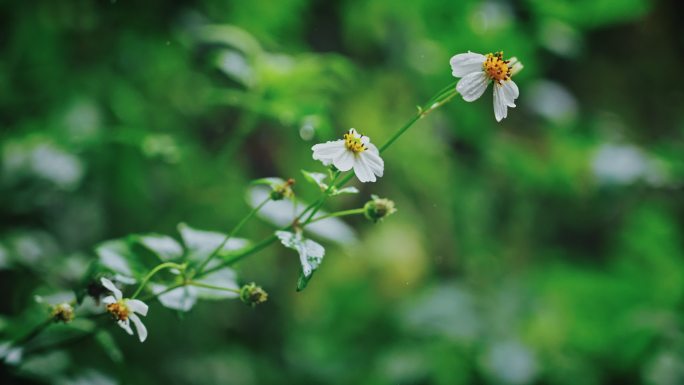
(51, 303, 74, 323)
(364, 195, 397, 223)
(240, 283, 268, 307)
(270, 178, 295, 201)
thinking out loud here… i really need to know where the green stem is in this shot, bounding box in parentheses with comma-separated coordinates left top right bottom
(188, 281, 241, 294)
(131, 262, 185, 299)
(140, 282, 185, 302)
(308, 208, 365, 224)
(197, 83, 459, 275)
(197, 195, 271, 274)
(203, 233, 278, 275)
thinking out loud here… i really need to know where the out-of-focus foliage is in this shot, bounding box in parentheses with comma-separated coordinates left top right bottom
(2, 0, 684, 384)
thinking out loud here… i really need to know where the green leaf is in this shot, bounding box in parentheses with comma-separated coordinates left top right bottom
(95, 239, 143, 281)
(94, 330, 123, 363)
(331, 186, 359, 196)
(276, 230, 325, 291)
(151, 283, 197, 312)
(250, 177, 284, 187)
(296, 270, 315, 292)
(177, 223, 250, 264)
(194, 268, 240, 300)
(136, 234, 183, 261)
(301, 170, 328, 190)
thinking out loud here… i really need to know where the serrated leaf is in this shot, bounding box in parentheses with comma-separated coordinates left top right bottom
(331, 186, 359, 196)
(151, 283, 197, 312)
(136, 234, 183, 261)
(177, 223, 250, 263)
(297, 270, 315, 291)
(301, 170, 328, 190)
(96, 240, 137, 280)
(248, 187, 357, 245)
(94, 331, 123, 363)
(0, 342, 22, 365)
(250, 177, 284, 187)
(276, 231, 325, 291)
(194, 268, 240, 300)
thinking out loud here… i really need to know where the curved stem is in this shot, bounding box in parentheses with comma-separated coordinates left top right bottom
(197, 195, 271, 274)
(188, 281, 241, 294)
(131, 262, 185, 299)
(301, 171, 341, 225)
(196, 83, 459, 275)
(307, 208, 365, 224)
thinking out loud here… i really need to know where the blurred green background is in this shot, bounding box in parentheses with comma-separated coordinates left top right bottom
(2, 0, 684, 384)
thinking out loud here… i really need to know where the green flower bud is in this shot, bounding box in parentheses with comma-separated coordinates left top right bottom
(51, 303, 75, 323)
(270, 178, 295, 201)
(364, 195, 397, 223)
(240, 283, 268, 307)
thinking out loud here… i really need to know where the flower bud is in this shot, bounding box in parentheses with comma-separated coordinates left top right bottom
(51, 303, 74, 323)
(364, 195, 397, 223)
(240, 283, 268, 307)
(270, 178, 295, 201)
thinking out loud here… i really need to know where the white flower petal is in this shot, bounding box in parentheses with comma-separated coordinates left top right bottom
(361, 150, 384, 177)
(332, 149, 354, 172)
(456, 71, 490, 102)
(366, 142, 380, 155)
(353, 156, 376, 183)
(312, 140, 345, 161)
(502, 80, 519, 107)
(493, 85, 508, 122)
(118, 319, 133, 335)
(129, 313, 148, 343)
(126, 299, 149, 316)
(102, 296, 117, 305)
(450, 52, 486, 77)
(100, 278, 122, 301)
(508, 57, 524, 76)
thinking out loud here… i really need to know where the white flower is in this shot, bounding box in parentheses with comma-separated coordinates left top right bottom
(101, 277, 149, 342)
(311, 129, 384, 183)
(450, 51, 523, 122)
(275, 231, 324, 278)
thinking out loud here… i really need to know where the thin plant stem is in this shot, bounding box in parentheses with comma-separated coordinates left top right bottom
(131, 262, 185, 299)
(307, 208, 365, 224)
(197, 195, 271, 274)
(189, 281, 241, 294)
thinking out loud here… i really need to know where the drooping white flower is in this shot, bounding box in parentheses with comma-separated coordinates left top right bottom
(275, 230, 325, 278)
(101, 277, 149, 342)
(311, 129, 384, 183)
(450, 51, 523, 122)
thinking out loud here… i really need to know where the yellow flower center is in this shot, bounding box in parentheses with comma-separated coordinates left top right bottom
(344, 131, 366, 153)
(483, 52, 511, 84)
(107, 301, 129, 321)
